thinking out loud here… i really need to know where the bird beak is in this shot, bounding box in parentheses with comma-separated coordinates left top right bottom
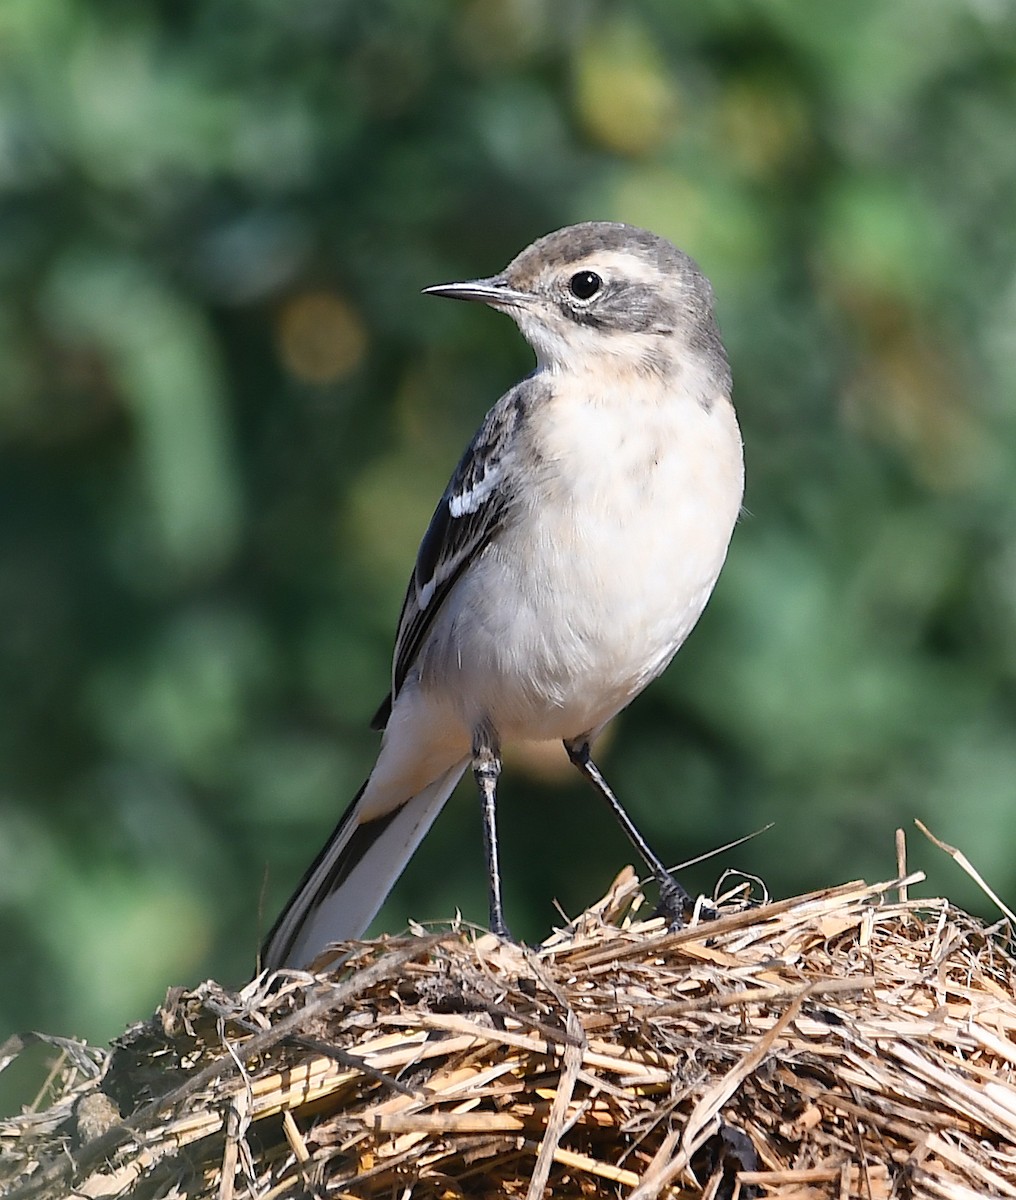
(423, 275, 529, 309)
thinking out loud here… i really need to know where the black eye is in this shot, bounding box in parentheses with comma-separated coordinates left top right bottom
(568, 270, 602, 301)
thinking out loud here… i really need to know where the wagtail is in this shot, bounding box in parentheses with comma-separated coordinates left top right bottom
(262, 222, 744, 970)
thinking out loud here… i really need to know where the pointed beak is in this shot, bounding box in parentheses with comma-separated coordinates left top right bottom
(422, 274, 529, 309)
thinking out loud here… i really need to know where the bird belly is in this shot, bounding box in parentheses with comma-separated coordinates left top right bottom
(420, 394, 743, 742)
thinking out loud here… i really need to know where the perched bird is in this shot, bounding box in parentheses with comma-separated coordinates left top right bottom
(261, 222, 744, 971)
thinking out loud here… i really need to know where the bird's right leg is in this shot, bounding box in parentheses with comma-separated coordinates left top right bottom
(472, 722, 512, 939)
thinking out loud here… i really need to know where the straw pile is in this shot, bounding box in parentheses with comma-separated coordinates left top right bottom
(3, 862, 1016, 1199)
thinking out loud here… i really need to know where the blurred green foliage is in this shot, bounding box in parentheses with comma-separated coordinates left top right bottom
(4, 0, 1016, 1089)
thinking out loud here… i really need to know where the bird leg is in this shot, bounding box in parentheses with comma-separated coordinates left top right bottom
(472, 724, 512, 939)
(564, 737, 692, 926)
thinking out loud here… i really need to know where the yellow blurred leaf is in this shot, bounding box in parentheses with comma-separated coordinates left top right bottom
(573, 16, 678, 158)
(276, 291, 367, 385)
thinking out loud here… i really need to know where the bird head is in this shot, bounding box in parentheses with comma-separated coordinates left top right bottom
(424, 222, 730, 391)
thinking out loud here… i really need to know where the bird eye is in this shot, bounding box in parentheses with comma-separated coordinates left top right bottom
(568, 270, 602, 301)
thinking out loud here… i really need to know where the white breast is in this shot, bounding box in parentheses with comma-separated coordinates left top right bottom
(423, 371, 744, 743)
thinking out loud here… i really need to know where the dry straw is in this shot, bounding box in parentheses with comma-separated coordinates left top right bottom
(3, 835, 1016, 1199)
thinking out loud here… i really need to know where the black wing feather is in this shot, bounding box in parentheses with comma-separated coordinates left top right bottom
(370, 378, 541, 729)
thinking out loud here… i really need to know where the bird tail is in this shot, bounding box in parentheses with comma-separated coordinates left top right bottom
(260, 758, 470, 972)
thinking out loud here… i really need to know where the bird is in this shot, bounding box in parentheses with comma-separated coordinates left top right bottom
(261, 221, 744, 971)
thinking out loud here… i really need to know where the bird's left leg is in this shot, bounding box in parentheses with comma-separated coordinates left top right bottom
(472, 722, 512, 939)
(564, 736, 692, 926)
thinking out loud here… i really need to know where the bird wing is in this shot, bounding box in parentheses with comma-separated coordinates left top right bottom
(370, 376, 540, 730)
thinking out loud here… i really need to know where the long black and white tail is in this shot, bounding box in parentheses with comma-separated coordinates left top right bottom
(261, 758, 469, 971)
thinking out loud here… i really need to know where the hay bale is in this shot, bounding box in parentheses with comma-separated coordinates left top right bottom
(3, 866, 1016, 1199)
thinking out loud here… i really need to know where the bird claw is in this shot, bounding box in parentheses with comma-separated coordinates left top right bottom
(653, 877, 720, 929)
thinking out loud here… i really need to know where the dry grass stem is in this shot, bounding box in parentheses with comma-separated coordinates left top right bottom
(3, 865, 1015, 1199)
